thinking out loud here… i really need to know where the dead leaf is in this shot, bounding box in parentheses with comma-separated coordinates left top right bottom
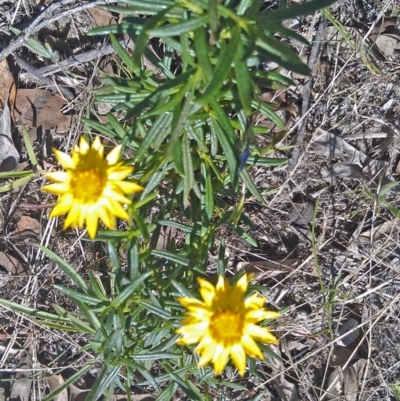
(0, 59, 16, 113)
(311, 129, 399, 191)
(358, 218, 400, 244)
(0, 252, 29, 275)
(10, 341, 34, 401)
(374, 34, 400, 57)
(11, 215, 41, 241)
(15, 89, 69, 130)
(46, 375, 68, 401)
(88, 7, 115, 27)
(0, 101, 20, 171)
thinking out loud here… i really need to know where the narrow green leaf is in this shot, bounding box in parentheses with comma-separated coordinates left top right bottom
(234, 38, 253, 115)
(209, 100, 240, 147)
(138, 300, 172, 319)
(52, 304, 97, 334)
(147, 14, 209, 37)
(85, 366, 121, 401)
(0, 173, 36, 193)
(0, 170, 35, 179)
(209, 117, 237, 184)
(193, 27, 213, 80)
(157, 220, 193, 232)
(204, 164, 214, 221)
(0, 299, 69, 322)
(135, 113, 172, 159)
(239, 168, 266, 205)
(196, 24, 241, 104)
(150, 249, 190, 266)
(41, 364, 94, 401)
(110, 272, 151, 308)
(255, 0, 337, 23)
(36, 245, 89, 292)
(20, 121, 38, 167)
(110, 33, 139, 75)
(133, 351, 179, 361)
(128, 240, 140, 280)
(182, 132, 194, 207)
(82, 118, 117, 138)
(53, 285, 101, 306)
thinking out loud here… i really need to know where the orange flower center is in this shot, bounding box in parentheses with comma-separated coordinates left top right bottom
(70, 169, 106, 204)
(209, 310, 243, 344)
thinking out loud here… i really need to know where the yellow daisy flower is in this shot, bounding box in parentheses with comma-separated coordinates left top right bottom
(176, 274, 280, 376)
(42, 136, 143, 239)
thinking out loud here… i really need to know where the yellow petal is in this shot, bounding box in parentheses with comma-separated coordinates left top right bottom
(230, 343, 246, 376)
(247, 324, 279, 344)
(49, 194, 73, 216)
(44, 171, 70, 183)
(241, 334, 264, 359)
(42, 182, 69, 196)
(106, 145, 122, 164)
(114, 181, 143, 194)
(86, 209, 99, 238)
(53, 149, 75, 169)
(212, 345, 230, 376)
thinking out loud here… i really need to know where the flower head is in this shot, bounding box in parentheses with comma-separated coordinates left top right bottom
(42, 136, 143, 239)
(176, 274, 279, 376)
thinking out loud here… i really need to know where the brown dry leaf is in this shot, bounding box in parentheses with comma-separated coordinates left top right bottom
(374, 34, 400, 58)
(46, 375, 68, 401)
(358, 218, 400, 244)
(10, 341, 34, 401)
(325, 366, 358, 401)
(0, 59, 16, 113)
(88, 7, 116, 27)
(11, 215, 41, 241)
(0, 252, 29, 275)
(15, 89, 69, 130)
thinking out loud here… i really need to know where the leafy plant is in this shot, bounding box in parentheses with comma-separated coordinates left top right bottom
(2, 0, 338, 399)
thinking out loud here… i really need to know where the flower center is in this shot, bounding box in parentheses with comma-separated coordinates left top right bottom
(209, 310, 243, 345)
(71, 169, 106, 204)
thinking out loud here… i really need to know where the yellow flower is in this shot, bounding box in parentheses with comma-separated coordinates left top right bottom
(42, 136, 143, 239)
(176, 274, 280, 376)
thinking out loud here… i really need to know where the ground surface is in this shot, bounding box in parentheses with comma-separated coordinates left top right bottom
(0, 0, 400, 400)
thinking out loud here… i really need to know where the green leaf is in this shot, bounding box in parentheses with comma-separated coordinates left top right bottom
(239, 168, 266, 205)
(41, 364, 94, 401)
(110, 272, 152, 308)
(157, 220, 193, 232)
(51, 304, 97, 334)
(0, 173, 36, 193)
(182, 132, 194, 207)
(150, 249, 190, 266)
(147, 14, 209, 37)
(193, 27, 213, 79)
(85, 366, 121, 401)
(234, 37, 253, 115)
(138, 300, 172, 319)
(36, 245, 89, 292)
(110, 33, 139, 75)
(0, 299, 69, 322)
(133, 351, 180, 361)
(196, 24, 241, 105)
(128, 240, 140, 280)
(255, 0, 337, 23)
(135, 113, 172, 159)
(53, 285, 101, 306)
(0, 170, 35, 178)
(209, 117, 238, 185)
